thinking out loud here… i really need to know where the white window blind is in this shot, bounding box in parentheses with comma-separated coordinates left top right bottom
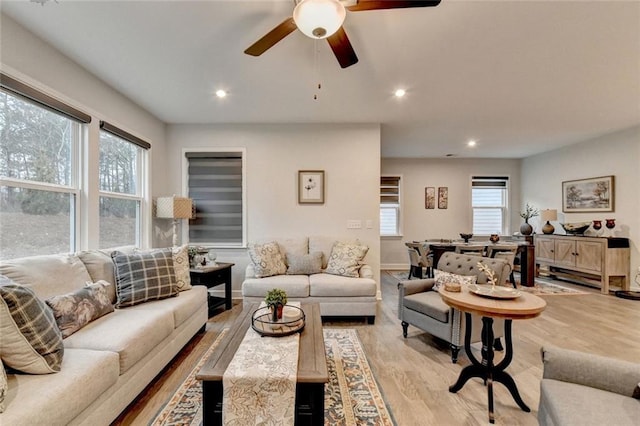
(380, 176, 401, 236)
(186, 151, 244, 246)
(472, 176, 508, 235)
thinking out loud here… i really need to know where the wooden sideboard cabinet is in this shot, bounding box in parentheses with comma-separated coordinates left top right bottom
(534, 234, 630, 294)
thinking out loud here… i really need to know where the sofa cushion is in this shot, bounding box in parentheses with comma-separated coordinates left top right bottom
(0, 254, 92, 301)
(286, 252, 323, 275)
(276, 237, 309, 259)
(540, 379, 640, 426)
(433, 269, 477, 291)
(242, 275, 310, 298)
(1, 348, 119, 426)
(0, 275, 64, 374)
(308, 273, 377, 297)
(77, 249, 117, 290)
(131, 285, 207, 329)
(63, 307, 174, 374)
(0, 359, 6, 413)
(45, 281, 114, 338)
(325, 241, 369, 278)
(403, 291, 450, 323)
(309, 236, 361, 269)
(111, 249, 178, 308)
(248, 241, 287, 278)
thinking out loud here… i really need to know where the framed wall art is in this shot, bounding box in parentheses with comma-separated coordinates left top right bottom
(298, 170, 325, 204)
(562, 175, 614, 213)
(438, 187, 448, 209)
(425, 187, 435, 209)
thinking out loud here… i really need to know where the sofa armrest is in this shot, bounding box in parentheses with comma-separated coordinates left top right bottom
(397, 279, 435, 297)
(359, 264, 374, 279)
(541, 345, 640, 397)
(245, 263, 256, 279)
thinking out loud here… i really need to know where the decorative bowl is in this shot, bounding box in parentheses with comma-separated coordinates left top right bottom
(459, 233, 473, 243)
(561, 222, 591, 235)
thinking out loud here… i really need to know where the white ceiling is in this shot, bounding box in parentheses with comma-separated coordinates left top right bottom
(2, 0, 639, 158)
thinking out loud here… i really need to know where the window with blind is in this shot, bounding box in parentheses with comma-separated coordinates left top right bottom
(471, 176, 509, 235)
(186, 150, 245, 247)
(0, 73, 90, 259)
(380, 175, 401, 236)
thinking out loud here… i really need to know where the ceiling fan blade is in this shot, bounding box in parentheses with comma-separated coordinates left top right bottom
(244, 17, 297, 56)
(327, 26, 359, 69)
(346, 0, 441, 12)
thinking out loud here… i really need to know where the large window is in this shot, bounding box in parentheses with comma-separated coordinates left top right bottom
(0, 81, 86, 259)
(98, 121, 148, 249)
(472, 176, 509, 235)
(380, 175, 401, 236)
(185, 150, 246, 247)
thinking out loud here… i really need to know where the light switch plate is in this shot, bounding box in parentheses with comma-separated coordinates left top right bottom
(347, 220, 362, 229)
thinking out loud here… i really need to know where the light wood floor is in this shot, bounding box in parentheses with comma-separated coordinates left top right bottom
(113, 273, 640, 425)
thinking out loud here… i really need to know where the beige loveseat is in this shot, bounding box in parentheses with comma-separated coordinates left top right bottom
(0, 249, 207, 425)
(242, 237, 377, 323)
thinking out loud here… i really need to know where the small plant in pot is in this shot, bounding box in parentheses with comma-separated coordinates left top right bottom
(519, 203, 539, 236)
(265, 288, 288, 322)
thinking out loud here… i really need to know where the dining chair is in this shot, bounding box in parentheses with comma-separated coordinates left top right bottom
(487, 245, 518, 287)
(406, 247, 424, 279)
(455, 244, 486, 256)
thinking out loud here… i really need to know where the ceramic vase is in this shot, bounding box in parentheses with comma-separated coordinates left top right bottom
(520, 221, 533, 236)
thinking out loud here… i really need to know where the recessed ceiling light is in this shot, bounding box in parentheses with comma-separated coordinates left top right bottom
(394, 89, 406, 98)
(215, 89, 227, 99)
(467, 140, 477, 147)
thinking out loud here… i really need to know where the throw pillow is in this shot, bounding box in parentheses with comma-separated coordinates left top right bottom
(111, 249, 178, 308)
(248, 241, 287, 278)
(433, 269, 477, 291)
(86, 279, 117, 305)
(0, 359, 7, 413)
(325, 242, 369, 278)
(0, 275, 64, 374)
(171, 245, 192, 291)
(286, 252, 323, 275)
(46, 281, 115, 338)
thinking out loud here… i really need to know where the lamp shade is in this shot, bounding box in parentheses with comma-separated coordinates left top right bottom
(156, 196, 193, 219)
(293, 0, 346, 39)
(541, 209, 558, 222)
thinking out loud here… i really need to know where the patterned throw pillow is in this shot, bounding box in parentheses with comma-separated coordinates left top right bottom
(248, 241, 287, 278)
(46, 281, 114, 338)
(0, 275, 64, 374)
(171, 245, 192, 291)
(286, 252, 323, 275)
(111, 249, 178, 308)
(433, 269, 477, 291)
(0, 358, 7, 413)
(325, 242, 369, 278)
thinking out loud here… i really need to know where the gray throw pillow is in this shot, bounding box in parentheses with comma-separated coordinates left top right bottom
(0, 275, 64, 374)
(286, 252, 323, 275)
(46, 281, 114, 338)
(111, 249, 178, 308)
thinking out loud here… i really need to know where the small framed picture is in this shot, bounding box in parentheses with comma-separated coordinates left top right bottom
(425, 187, 435, 209)
(298, 170, 325, 204)
(438, 187, 448, 209)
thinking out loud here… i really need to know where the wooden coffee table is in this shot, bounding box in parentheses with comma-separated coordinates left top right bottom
(439, 287, 546, 424)
(196, 303, 328, 426)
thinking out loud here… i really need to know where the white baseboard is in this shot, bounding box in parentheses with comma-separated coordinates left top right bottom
(381, 263, 408, 270)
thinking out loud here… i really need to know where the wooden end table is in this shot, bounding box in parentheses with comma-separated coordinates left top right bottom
(439, 287, 546, 424)
(196, 303, 328, 426)
(189, 262, 234, 317)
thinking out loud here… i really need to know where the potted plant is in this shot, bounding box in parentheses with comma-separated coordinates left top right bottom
(519, 203, 539, 235)
(265, 288, 288, 321)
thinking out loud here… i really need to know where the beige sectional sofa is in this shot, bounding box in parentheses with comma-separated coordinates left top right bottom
(0, 249, 208, 426)
(242, 237, 377, 323)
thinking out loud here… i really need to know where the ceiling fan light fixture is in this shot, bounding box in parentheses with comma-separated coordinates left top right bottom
(293, 0, 346, 40)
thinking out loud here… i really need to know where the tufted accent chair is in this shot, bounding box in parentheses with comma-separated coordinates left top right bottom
(397, 252, 511, 362)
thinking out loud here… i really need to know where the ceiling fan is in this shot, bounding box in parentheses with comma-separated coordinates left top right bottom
(244, 0, 441, 69)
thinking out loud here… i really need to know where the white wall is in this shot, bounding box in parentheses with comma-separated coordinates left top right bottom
(166, 123, 382, 298)
(522, 125, 640, 289)
(1, 13, 168, 248)
(380, 158, 522, 268)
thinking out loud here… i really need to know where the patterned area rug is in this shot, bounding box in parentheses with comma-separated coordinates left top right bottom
(150, 328, 394, 426)
(387, 271, 590, 295)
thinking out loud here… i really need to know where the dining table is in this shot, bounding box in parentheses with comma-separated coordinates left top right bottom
(424, 238, 536, 286)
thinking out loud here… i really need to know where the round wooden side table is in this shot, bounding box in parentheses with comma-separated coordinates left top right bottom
(439, 286, 546, 424)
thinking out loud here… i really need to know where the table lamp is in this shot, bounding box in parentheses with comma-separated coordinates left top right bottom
(156, 196, 193, 246)
(541, 209, 557, 234)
